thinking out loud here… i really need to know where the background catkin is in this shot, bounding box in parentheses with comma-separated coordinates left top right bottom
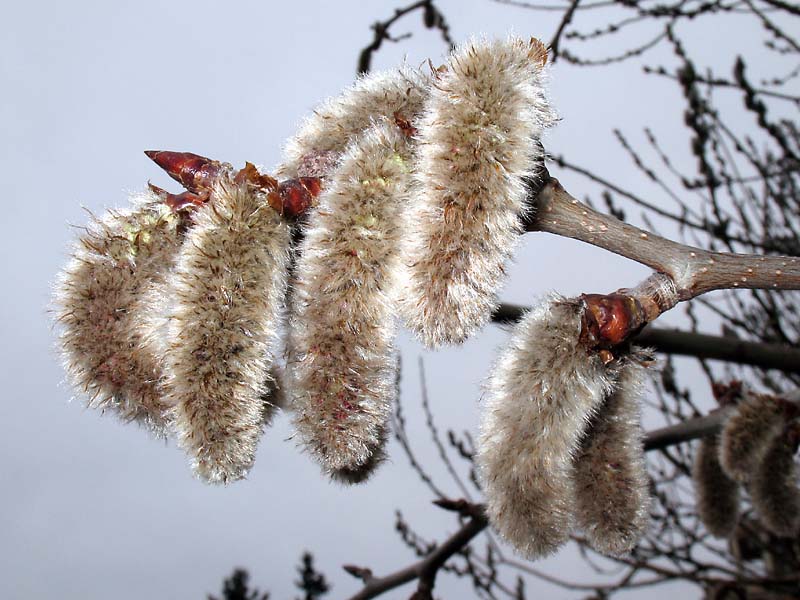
(748, 424, 800, 537)
(477, 295, 615, 558)
(692, 433, 741, 538)
(164, 178, 292, 484)
(54, 192, 184, 435)
(287, 118, 413, 478)
(573, 356, 651, 556)
(401, 36, 556, 348)
(277, 67, 429, 179)
(719, 392, 789, 482)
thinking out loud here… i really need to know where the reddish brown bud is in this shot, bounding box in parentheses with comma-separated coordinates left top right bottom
(268, 177, 323, 218)
(148, 183, 208, 213)
(580, 293, 647, 349)
(233, 162, 279, 192)
(145, 150, 229, 194)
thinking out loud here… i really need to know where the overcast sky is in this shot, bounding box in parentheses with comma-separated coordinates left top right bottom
(0, 1, 787, 598)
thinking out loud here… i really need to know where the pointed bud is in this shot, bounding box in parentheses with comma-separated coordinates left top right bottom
(144, 150, 230, 194)
(268, 177, 323, 218)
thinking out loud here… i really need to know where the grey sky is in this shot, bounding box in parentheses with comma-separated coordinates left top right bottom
(0, 1, 784, 598)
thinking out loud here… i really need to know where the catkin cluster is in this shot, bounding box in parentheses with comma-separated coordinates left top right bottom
(477, 295, 652, 559)
(692, 390, 800, 538)
(54, 35, 556, 484)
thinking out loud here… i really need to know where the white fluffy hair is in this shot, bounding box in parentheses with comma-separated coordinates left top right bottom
(287, 117, 413, 479)
(692, 433, 741, 538)
(719, 392, 790, 482)
(163, 178, 292, 484)
(749, 425, 800, 537)
(401, 36, 556, 348)
(277, 67, 429, 179)
(54, 191, 184, 435)
(573, 356, 652, 556)
(477, 295, 615, 558)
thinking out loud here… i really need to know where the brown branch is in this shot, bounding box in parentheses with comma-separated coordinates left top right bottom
(356, 0, 454, 74)
(526, 177, 800, 297)
(548, 0, 581, 62)
(344, 411, 737, 600)
(492, 303, 800, 372)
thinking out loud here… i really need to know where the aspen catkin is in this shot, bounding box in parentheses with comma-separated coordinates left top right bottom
(478, 295, 615, 558)
(719, 392, 790, 482)
(692, 433, 741, 538)
(749, 424, 800, 537)
(402, 36, 556, 347)
(287, 118, 414, 479)
(278, 67, 429, 179)
(54, 192, 184, 434)
(164, 177, 292, 484)
(574, 356, 651, 556)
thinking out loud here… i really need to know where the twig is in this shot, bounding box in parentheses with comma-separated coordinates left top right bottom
(526, 176, 800, 297)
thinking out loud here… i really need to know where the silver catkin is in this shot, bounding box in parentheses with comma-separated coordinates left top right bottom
(277, 67, 428, 179)
(749, 425, 800, 537)
(573, 356, 651, 556)
(692, 433, 741, 538)
(402, 36, 556, 348)
(54, 192, 184, 434)
(287, 118, 413, 479)
(163, 178, 292, 484)
(719, 392, 789, 482)
(477, 295, 616, 559)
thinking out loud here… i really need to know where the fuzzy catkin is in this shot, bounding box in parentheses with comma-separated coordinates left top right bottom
(749, 426, 800, 537)
(720, 392, 789, 482)
(54, 192, 184, 434)
(287, 118, 413, 478)
(164, 178, 292, 484)
(277, 67, 429, 179)
(573, 357, 651, 556)
(477, 296, 616, 558)
(692, 433, 741, 538)
(402, 36, 556, 348)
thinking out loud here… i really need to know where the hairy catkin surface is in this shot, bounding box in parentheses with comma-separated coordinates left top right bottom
(277, 67, 428, 179)
(287, 118, 413, 479)
(749, 427, 800, 537)
(402, 36, 556, 348)
(54, 192, 184, 434)
(478, 296, 615, 558)
(164, 179, 292, 484)
(692, 433, 741, 538)
(574, 357, 651, 556)
(720, 393, 789, 482)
